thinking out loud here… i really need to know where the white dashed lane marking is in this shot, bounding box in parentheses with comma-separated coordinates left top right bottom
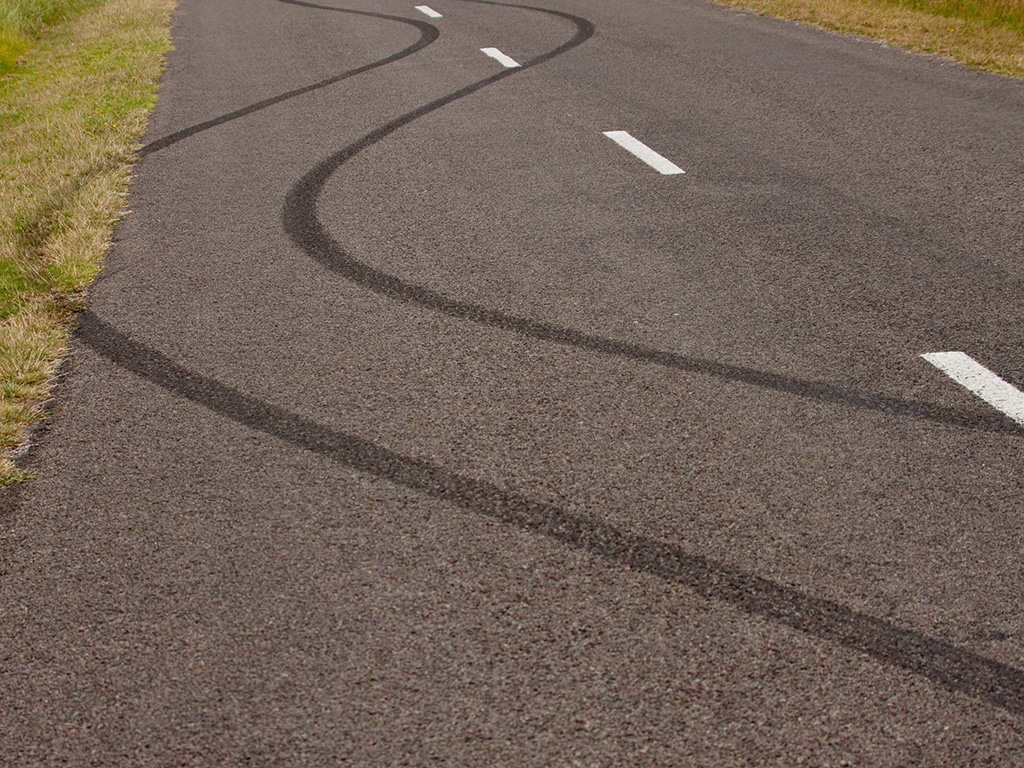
(415, 5, 442, 18)
(603, 130, 685, 175)
(480, 47, 521, 68)
(922, 351, 1024, 426)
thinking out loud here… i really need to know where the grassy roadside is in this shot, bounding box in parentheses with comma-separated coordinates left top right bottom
(724, 0, 1024, 77)
(0, 0, 174, 483)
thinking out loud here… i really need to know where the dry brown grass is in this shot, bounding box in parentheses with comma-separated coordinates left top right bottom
(726, 0, 1024, 77)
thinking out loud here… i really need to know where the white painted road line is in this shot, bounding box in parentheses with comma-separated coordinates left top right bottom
(480, 47, 521, 68)
(922, 351, 1024, 426)
(603, 131, 685, 175)
(415, 5, 442, 17)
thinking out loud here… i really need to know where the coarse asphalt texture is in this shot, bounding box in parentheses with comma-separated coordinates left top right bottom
(3, 0, 1024, 764)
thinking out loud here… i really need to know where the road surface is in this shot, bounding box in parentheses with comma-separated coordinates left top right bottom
(3, 0, 1024, 763)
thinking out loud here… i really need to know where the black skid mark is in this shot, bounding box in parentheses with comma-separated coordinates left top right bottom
(83, 0, 1024, 721)
(280, 3, 1017, 435)
(141, 0, 440, 156)
(78, 311, 1024, 719)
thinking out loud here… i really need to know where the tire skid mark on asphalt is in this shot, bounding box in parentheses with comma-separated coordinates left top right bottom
(280, 1, 1018, 436)
(136, 0, 1015, 436)
(140, 0, 441, 157)
(88, 0, 1024, 718)
(79, 312, 1024, 719)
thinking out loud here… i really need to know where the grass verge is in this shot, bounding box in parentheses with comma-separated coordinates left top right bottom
(0, 0, 173, 484)
(724, 0, 1024, 77)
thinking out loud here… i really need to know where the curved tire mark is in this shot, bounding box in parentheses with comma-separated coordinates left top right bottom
(82, 0, 1024, 717)
(141, 0, 440, 156)
(281, 2, 1018, 435)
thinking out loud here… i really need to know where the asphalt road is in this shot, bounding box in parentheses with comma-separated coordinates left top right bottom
(3, 0, 1024, 764)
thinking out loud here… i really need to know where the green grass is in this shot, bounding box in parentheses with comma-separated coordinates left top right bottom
(897, 0, 1024, 33)
(0, 0, 106, 75)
